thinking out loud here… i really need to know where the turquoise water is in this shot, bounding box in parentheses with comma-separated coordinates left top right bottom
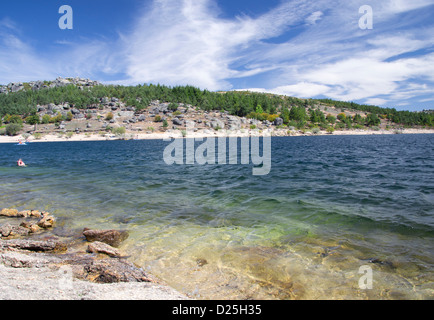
(0, 134, 433, 299)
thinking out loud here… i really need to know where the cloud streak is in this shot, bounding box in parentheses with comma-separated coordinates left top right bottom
(121, 0, 338, 90)
(242, 0, 434, 109)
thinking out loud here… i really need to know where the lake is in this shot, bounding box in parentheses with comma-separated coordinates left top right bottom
(0, 134, 433, 299)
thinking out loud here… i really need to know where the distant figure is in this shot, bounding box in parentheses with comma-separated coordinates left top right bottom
(17, 159, 26, 167)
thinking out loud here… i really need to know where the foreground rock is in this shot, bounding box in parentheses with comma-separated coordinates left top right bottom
(0, 208, 189, 300)
(0, 251, 188, 300)
(0, 209, 55, 238)
(87, 241, 121, 257)
(0, 239, 67, 253)
(82, 228, 129, 247)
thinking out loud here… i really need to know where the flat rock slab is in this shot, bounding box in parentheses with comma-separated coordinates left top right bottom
(82, 229, 129, 247)
(87, 241, 121, 257)
(0, 239, 67, 253)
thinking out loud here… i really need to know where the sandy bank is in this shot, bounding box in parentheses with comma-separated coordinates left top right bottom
(0, 128, 432, 144)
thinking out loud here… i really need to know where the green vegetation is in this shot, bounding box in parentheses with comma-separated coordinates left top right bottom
(112, 126, 126, 136)
(5, 123, 23, 136)
(326, 126, 335, 134)
(0, 82, 432, 133)
(318, 98, 432, 127)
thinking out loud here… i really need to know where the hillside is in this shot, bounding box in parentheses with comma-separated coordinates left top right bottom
(0, 77, 432, 140)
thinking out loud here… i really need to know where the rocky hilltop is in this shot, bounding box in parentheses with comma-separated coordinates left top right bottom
(0, 77, 102, 94)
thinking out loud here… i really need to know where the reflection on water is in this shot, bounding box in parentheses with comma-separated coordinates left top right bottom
(0, 135, 433, 299)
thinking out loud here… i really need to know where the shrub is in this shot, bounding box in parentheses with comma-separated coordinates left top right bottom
(105, 112, 114, 121)
(33, 132, 42, 140)
(267, 114, 279, 122)
(66, 112, 73, 121)
(113, 126, 126, 135)
(337, 113, 347, 121)
(250, 124, 257, 129)
(335, 122, 346, 129)
(311, 127, 320, 134)
(154, 115, 162, 122)
(168, 103, 178, 111)
(366, 113, 381, 127)
(8, 115, 23, 124)
(326, 126, 335, 134)
(326, 114, 336, 124)
(25, 114, 40, 125)
(42, 114, 51, 124)
(5, 123, 23, 136)
(49, 113, 63, 123)
(162, 119, 168, 128)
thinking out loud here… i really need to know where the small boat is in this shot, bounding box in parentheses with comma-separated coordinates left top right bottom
(15, 142, 27, 146)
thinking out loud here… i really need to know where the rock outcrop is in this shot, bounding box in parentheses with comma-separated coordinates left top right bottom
(82, 228, 129, 247)
(0, 209, 55, 238)
(0, 77, 102, 95)
(0, 208, 155, 287)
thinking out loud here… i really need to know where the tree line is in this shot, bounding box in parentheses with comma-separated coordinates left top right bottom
(0, 83, 432, 128)
(317, 98, 432, 127)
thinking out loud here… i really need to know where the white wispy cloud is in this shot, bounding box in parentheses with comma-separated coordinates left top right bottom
(121, 0, 335, 90)
(243, 0, 434, 108)
(305, 11, 324, 25)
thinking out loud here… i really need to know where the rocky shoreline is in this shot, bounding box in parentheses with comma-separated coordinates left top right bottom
(0, 208, 189, 300)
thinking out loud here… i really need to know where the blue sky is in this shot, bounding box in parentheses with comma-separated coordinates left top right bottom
(1, 0, 434, 111)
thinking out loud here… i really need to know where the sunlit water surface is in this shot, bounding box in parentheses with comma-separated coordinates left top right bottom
(0, 134, 433, 299)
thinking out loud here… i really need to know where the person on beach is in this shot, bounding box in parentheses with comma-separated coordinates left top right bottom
(17, 159, 26, 167)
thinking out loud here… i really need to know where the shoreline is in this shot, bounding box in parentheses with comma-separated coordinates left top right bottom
(0, 210, 190, 300)
(0, 128, 432, 144)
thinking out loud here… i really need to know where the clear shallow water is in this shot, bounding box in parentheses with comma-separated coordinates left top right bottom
(0, 134, 433, 299)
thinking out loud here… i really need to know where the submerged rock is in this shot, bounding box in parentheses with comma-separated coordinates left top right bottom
(0, 239, 67, 253)
(0, 224, 13, 237)
(0, 208, 54, 239)
(87, 241, 121, 257)
(1, 208, 45, 219)
(82, 228, 129, 247)
(0, 208, 19, 217)
(37, 214, 55, 229)
(80, 258, 152, 284)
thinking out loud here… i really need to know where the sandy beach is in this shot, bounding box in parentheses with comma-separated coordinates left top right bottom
(0, 128, 432, 144)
